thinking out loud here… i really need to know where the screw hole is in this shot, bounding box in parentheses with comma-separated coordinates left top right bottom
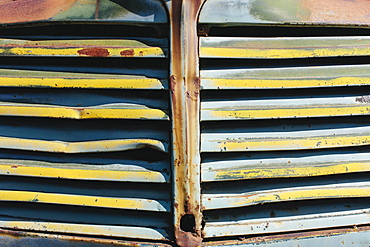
(180, 214, 196, 233)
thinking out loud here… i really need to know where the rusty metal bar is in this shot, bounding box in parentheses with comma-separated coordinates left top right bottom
(169, 0, 203, 246)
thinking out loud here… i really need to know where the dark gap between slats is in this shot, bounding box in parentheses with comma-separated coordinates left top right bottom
(200, 25, 370, 37)
(201, 57, 370, 69)
(0, 23, 168, 38)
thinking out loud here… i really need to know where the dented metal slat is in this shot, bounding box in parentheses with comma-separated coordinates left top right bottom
(0, 220, 168, 240)
(200, 37, 370, 59)
(202, 182, 370, 210)
(201, 65, 370, 89)
(0, 68, 168, 89)
(0, 162, 169, 183)
(0, 103, 169, 120)
(204, 208, 370, 238)
(201, 95, 370, 120)
(0, 190, 170, 212)
(202, 151, 370, 182)
(0, 38, 168, 58)
(201, 125, 370, 152)
(0, 137, 167, 153)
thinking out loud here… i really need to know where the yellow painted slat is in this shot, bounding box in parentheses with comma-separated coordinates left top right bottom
(200, 47, 370, 59)
(0, 77, 165, 89)
(0, 104, 169, 120)
(204, 105, 370, 120)
(202, 77, 370, 89)
(203, 134, 370, 152)
(208, 162, 370, 181)
(6, 47, 165, 57)
(0, 164, 167, 183)
(0, 137, 167, 153)
(0, 39, 167, 57)
(202, 185, 370, 209)
(0, 190, 169, 212)
(200, 37, 370, 59)
(0, 221, 167, 240)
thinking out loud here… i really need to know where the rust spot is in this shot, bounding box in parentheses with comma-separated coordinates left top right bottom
(170, 75, 176, 95)
(355, 95, 370, 103)
(138, 51, 144, 56)
(77, 48, 109, 57)
(175, 229, 202, 247)
(10, 166, 17, 168)
(120, 49, 135, 57)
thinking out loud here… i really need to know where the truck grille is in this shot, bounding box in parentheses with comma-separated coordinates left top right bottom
(199, 25, 370, 239)
(0, 21, 171, 241)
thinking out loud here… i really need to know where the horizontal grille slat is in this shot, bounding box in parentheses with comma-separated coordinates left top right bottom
(0, 220, 169, 240)
(0, 68, 168, 89)
(202, 150, 370, 182)
(0, 38, 168, 58)
(200, 36, 370, 59)
(201, 64, 370, 89)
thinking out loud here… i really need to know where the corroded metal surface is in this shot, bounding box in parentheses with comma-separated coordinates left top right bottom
(199, 0, 370, 25)
(170, 0, 203, 246)
(203, 226, 370, 246)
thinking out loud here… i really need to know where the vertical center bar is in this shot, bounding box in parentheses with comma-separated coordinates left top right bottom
(169, 0, 203, 246)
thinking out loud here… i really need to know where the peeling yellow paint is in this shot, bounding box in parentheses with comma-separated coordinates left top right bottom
(214, 162, 370, 180)
(231, 187, 370, 207)
(0, 190, 166, 211)
(200, 47, 370, 59)
(208, 106, 370, 120)
(216, 134, 370, 151)
(203, 77, 370, 89)
(0, 164, 165, 182)
(0, 137, 166, 153)
(0, 105, 168, 120)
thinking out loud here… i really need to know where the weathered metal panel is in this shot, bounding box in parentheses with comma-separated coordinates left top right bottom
(199, 0, 370, 25)
(0, 0, 168, 24)
(200, 36, 370, 59)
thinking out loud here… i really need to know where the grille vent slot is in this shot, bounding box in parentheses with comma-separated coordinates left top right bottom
(199, 25, 370, 239)
(0, 22, 171, 241)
